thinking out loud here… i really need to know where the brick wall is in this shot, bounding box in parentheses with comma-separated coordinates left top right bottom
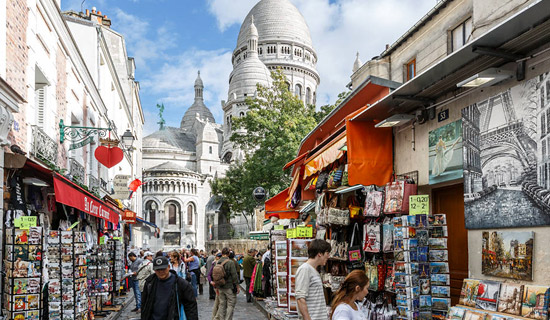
(56, 44, 67, 168)
(5, 0, 28, 149)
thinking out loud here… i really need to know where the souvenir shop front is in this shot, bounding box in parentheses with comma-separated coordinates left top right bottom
(2, 155, 126, 320)
(264, 3, 550, 320)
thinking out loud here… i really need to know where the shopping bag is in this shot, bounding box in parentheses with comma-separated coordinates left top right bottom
(382, 218, 394, 252)
(365, 187, 384, 217)
(348, 223, 362, 262)
(363, 223, 381, 253)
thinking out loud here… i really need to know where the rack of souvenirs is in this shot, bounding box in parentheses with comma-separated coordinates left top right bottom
(87, 238, 115, 314)
(448, 279, 550, 320)
(3, 226, 43, 320)
(47, 230, 89, 320)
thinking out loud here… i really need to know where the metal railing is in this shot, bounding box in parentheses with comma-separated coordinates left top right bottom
(89, 175, 99, 194)
(31, 125, 58, 164)
(69, 158, 85, 185)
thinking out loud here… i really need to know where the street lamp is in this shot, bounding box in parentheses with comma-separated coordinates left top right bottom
(121, 129, 135, 150)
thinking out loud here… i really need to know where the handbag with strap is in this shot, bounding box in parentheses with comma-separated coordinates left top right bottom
(348, 223, 363, 262)
(176, 281, 187, 320)
(383, 178, 417, 214)
(363, 223, 381, 253)
(365, 185, 384, 217)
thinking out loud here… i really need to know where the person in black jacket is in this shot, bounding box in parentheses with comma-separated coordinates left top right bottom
(141, 256, 198, 320)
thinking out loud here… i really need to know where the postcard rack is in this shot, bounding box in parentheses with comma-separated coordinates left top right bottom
(2, 226, 44, 320)
(46, 230, 89, 320)
(87, 239, 115, 315)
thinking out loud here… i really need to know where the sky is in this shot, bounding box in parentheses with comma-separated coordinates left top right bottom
(61, 0, 438, 136)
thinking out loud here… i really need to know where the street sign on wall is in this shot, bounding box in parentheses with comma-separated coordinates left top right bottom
(112, 174, 131, 199)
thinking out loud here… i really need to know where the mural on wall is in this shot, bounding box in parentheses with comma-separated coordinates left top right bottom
(462, 72, 550, 228)
(481, 231, 533, 281)
(429, 119, 463, 184)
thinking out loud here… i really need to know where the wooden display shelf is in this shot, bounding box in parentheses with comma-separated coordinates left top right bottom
(457, 305, 532, 320)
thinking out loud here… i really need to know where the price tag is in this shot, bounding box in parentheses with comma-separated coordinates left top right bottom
(19, 216, 38, 230)
(297, 225, 313, 238)
(286, 228, 297, 239)
(274, 225, 284, 230)
(14, 217, 22, 227)
(409, 195, 429, 215)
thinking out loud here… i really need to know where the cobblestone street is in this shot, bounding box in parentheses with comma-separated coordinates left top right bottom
(115, 286, 267, 320)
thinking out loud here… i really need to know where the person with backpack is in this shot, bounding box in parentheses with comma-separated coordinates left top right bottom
(208, 253, 222, 319)
(141, 256, 198, 320)
(212, 247, 239, 320)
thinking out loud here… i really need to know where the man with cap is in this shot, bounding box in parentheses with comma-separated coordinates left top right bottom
(137, 251, 154, 293)
(141, 256, 198, 320)
(242, 248, 257, 302)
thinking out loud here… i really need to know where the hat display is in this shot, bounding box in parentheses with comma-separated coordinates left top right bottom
(153, 256, 170, 270)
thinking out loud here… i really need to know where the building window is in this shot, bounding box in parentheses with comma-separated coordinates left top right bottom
(542, 87, 546, 109)
(406, 59, 416, 81)
(306, 87, 312, 105)
(542, 113, 546, 138)
(168, 203, 177, 225)
(209, 146, 213, 154)
(451, 17, 472, 52)
(146, 201, 157, 225)
(35, 87, 46, 129)
(187, 204, 194, 225)
(295, 84, 302, 100)
(546, 81, 550, 103)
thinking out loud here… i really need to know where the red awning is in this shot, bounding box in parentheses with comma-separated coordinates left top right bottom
(53, 174, 120, 225)
(265, 188, 299, 219)
(283, 152, 308, 170)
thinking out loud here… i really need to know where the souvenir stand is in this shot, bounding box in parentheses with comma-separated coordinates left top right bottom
(3, 225, 43, 320)
(87, 237, 114, 316)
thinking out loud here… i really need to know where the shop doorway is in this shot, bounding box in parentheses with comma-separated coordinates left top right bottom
(432, 183, 468, 305)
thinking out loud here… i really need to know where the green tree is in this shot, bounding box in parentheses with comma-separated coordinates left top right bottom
(313, 91, 350, 123)
(211, 70, 319, 218)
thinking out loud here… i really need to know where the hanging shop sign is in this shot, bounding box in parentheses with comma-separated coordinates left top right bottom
(122, 209, 136, 224)
(69, 136, 94, 150)
(409, 195, 429, 215)
(53, 174, 120, 224)
(112, 174, 131, 199)
(94, 145, 124, 168)
(253, 187, 267, 201)
(297, 225, 313, 238)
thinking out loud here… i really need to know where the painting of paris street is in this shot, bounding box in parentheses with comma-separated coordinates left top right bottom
(462, 72, 550, 228)
(482, 231, 533, 281)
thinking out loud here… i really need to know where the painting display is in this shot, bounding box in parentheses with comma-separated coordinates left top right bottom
(497, 283, 524, 315)
(429, 119, 463, 185)
(475, 280, 501, 311)
(521, 285, 549, 319)
(482, 231, 534, 281)
(462, 74, 550, 228)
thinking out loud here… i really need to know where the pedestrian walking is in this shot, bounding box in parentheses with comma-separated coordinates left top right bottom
(137, 251, 155, 292)
(170, 250, 186, 278)
(295, 239, 331, 320)
(141, 256, 199, 320)
(212, 247, 239, 320)
(330, 270, 369, 320)
(208, 253, 222, 319)
(206, 249, 217, 300)
(242, 248, 257, 302)
(127, 252, 143, 312)
(184, 248, 201, 296)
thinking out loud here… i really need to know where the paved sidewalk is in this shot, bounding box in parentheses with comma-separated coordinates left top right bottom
(113, 285, 268, 319)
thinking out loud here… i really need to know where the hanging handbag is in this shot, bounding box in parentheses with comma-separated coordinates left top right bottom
(176, 281, 187, 320)
(348, 196, 362, 219)
(315, 193, 327, 226)
(365, 186, 384, 217)
(366, 261, 379, 291)
(327, 164, 344, 189)
(383, 178, 417, 214)
(377, 262, 387, 291)
(348, 223, 363, 262)
(382, 218, 394, 252)
(316, 172, 329, 193)
(363, 223, 381, 253)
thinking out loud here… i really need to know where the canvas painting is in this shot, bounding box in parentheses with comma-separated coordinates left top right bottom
(497, 283, 523, 315)
(521, 285, 549, 319)
(482, 231, 533, 281)
(460, 279, 481, 307)
(462, 74, 550, 228)
(463, 310, 487, 320)
(429, 119, 463, 184)
(475, 280, 501, 311)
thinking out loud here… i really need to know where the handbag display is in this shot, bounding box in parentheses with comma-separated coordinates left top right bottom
(327, 164, 345, 189)
(365, 186, 384, 217)
(329, 231, 348, 261)
(363, 222, 381, 253)
(348, 223, 362, 262)
(383, 178, 417, 214)
(315, 172, 329, 193)
(348, 196, 362, 219)
(366, 261, 379, 291)
(382, 217, 394, 252)
(315, 193, 327, 226)
(327, 207, 350, 226)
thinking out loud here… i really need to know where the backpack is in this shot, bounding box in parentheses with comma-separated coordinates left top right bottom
(212, 259, 230, 288)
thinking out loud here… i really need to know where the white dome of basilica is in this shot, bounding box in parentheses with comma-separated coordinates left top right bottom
(236, 0, 313, 50)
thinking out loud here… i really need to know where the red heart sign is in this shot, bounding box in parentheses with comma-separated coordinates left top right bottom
(94, 146, 124, 168)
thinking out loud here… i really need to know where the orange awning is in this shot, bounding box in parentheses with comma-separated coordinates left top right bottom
(304, 134, 346, 178)
(265, 188, 299, 219)
(283, 152, 308, 170)
(345, 118, 393, 186)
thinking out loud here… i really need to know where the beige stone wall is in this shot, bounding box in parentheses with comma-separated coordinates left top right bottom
(472, 0, 538, 37)
(392, 54, 550, 286)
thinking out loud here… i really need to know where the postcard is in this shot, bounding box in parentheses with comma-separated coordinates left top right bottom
(459, 279, 481, 307)
(290, 240, 310, 258)
(475, 280, 501, 311)
(497, 283, 523, 315)
(418, 246, 429, 262)
(392, 216, 403, 228)
(420, 295, 432, 310)
(28, 262, 41, 277)
(28, 227, 42, 244)
(13, 312, 26, 320)
(48, 231, 60, 243)
(13, 260, 29, 277)
(61, 231, 72, 244)
(404, 238, 418, 250)
(432, 285, 451, 298)
(448, 306, 467, 320)
(431, 274, 450, 286)
(27, 310, 40, 320)
(13, 295, 26, 311)
(417, 229, 429, 247)
(430, 262, 449, 274)
(432, 297, 451, 311)
(521, 285, 549, 319)
(429, 250, 449, 262)
(430, 226, 448, 238)
(419, 263, 430, 278)
(28, 278, 41, 294)
(15, 229, 29, 244)
(27, 294, 39, 309)
(429, 238, 448, 249)
(420, 278, 431, 295)
(28, 245, 42, 261)
(463, 310, 486, 320)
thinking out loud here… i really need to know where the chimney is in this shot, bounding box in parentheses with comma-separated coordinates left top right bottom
(85, 9, 89, 16)
(385, 44, 389, 50)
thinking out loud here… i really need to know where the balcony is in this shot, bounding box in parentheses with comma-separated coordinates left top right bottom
(31, 125, 58, 164)
(89, 175, 100, 194)
(69, 158, 85, 185)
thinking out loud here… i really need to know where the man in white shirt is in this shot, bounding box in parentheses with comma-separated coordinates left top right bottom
(295, 239, 331, 320)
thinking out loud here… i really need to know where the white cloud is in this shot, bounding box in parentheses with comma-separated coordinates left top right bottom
(207, 0, 436, 106)
(206, 0, 257, 31)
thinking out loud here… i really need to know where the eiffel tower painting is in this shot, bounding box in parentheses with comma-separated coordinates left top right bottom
(462, 73, 550, 229)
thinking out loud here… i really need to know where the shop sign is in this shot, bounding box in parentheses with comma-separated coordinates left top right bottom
(253, 187, 266, 201)
(409, 195, 429, 215)
(14, 216, 37, 230)
(274, 225, 285, 230)
(112, 174, 131, 199)
(69, 136, 94, 150)
(297, 225, 313, 238)
(438, 109, 449, 122)
(122, 209, 136, 224)
(286, 228, 297, 238)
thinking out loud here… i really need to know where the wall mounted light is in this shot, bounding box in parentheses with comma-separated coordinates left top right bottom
(375, 114, 415, 128)
(456, 68, 514, 88)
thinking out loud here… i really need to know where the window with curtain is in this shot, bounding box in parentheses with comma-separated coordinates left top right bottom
(168, 203, 177, 225)
(187, 204, 194, 225)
